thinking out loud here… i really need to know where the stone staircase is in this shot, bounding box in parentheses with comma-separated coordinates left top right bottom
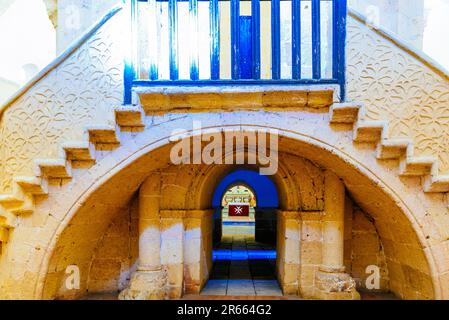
(0, 89, 448, 254)
(330, 103, 449, 192)
(0, 105, 144, 249)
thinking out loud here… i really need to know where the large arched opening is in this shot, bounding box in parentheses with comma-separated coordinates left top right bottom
(19, 124, 436, 300)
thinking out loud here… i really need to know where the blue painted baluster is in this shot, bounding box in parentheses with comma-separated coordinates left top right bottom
(149, 0, 158, 80)
(333, 0, 347, 100)
(271, 0, 280, 80)
(292, 0, 301, 79)
(239, 16, 253, 79)
(231, 0, 240, 79)
(252, 0, 260, 79)
(124, 0, 137, 104)
(312, 0, 321, 79)
(169, 0, 179, 80)
(210, 0, 220, 80)
(190, 0, 199, 80)
(132, 0, 140, 78)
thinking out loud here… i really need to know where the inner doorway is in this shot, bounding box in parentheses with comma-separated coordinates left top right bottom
(202, 170, 281, 297)
(222, 184, 256, 237)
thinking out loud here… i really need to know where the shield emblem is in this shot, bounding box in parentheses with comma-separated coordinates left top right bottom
(228, 203, 250, 217)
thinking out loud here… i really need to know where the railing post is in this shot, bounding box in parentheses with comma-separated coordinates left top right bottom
(169, 0, 179, 80)
(292, 0, 301, 79)
(231, 0, 240, 79)
(210, 0, 220, 80)
(252, 0, 261, 79)
(124, 0, 137, 105)
(333, 0, 347, 101)
(149, 0, 159, 80)
(190, 0, 199, 80)
(311, 0, 321, 79)
(271, 0, 280, 80)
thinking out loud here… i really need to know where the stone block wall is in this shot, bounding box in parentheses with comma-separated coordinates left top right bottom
(86, 205, 213, 298)
(87, 196, 138, 295)
(277, 200, 391, 298)
(346, 203, 390, 292)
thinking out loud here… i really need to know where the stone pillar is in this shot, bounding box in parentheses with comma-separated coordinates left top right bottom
(160, 210, 185, 299)
(184, 210, 214, 294)
(314, 170, 359, 300)
(119, 174, 167, 300)
(276, 210, 301, 295)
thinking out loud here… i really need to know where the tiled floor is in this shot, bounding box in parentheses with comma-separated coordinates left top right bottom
(82, 229, 400, 300)
(201, 235, 282, 297)
(222, 221, 255, 236)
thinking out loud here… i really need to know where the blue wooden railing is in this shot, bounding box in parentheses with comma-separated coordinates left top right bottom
(124, 0, 347, 104)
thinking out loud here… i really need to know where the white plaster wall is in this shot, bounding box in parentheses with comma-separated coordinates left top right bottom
(346, 15, 449, 175)
(57, 0, 120, 53)
(0, 8, 124, 193)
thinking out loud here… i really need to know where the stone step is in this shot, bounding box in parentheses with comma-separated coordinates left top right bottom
(0, 195, 24, 208)
(399, 157, 435, 177)
(34, 159, 72, 179)
(353, 121, 386, 143)
(114, 105, 145, 129)
(329, 102, 362, 124)
(86, 124, 120, 145)
(61, 141, 96, 162)
(10, 202, 34, 215)
(0, 209, 16, 228)
(14, 176, 48, 196)
(376, 139, 410, 160)
(424, 175, 449, 193)
(0, 189, 35, 216)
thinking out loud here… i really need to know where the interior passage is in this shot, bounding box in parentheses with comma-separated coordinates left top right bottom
(202, 234, 281, 297)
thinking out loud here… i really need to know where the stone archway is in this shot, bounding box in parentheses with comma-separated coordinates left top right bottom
(0, 119, 438, 300)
